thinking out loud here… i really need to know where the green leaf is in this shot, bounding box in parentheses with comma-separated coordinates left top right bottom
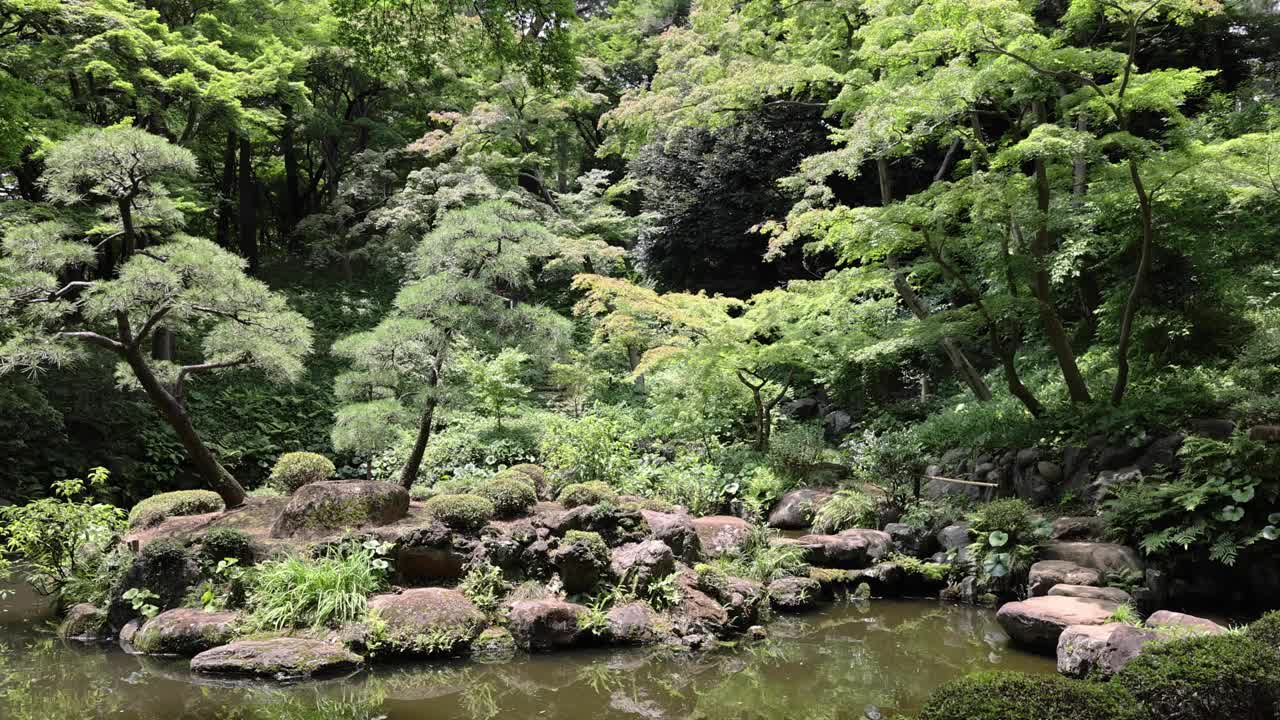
(988, 530, 1009, 548)
(1230, 486, 1255, 503)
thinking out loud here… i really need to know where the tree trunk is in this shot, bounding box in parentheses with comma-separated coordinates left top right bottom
(237, 137, 259, 274)
(118, 197, 136, 261)
(399, 396, 438, 490)
(1112, 157, 1154, 405)
(1031, 100, 1091, 403)
(124, 346, 246, 507)
(281, 106, 301, 250)
(215, 132, 237, 249)
(878, 156, 993, 402)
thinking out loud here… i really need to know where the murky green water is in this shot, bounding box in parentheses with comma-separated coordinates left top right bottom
(0, 596, 1053, 720)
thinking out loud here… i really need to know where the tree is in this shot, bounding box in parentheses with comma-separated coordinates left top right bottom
(455, 347, 532, 430)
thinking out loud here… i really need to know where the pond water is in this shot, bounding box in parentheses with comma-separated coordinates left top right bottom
(0, 596, 1053, 720)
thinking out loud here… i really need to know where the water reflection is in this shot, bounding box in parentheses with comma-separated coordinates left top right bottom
(0, 600, 1053, 720)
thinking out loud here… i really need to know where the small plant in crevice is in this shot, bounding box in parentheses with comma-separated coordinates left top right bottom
(460, 562, 510, 617)
(966, 498, 1049, 588)
(121, 588, 160, 620)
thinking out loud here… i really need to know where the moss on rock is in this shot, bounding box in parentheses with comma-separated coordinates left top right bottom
(128, 490, 224, 530)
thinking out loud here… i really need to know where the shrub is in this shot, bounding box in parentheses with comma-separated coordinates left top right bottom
(627, 453, 726, 516)
(477, 476, 537, 518)
(811, 489, 877, 533)
(268, 451, 336, 493)
(505, 463, 547, 497)
(1245, 610, 1280, 655)
(422, 494, 496, 532)
(900, 497, 970, 534)
(966, 498, 1049, 583)
(919, 671, 1147, 720)
(396, 412, 546, 483)
(558, 481, 619, 508)
(128, 490, 224, 529)
(844, 429, 923, 510)
(196, 528, 256, 567)
(767, 422, 825, 480)
(244, 539, 391, 630)
(540, 409, 639, 488)
(1114, 633, 1280, 720)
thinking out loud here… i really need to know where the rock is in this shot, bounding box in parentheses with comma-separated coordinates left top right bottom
(270, 481, 409, 539)
(1136, 434, 1183, 474)
(472, 626, 516, 662)
(133, 609, 239, 656)
(506, 600, 587, 651)
(766, 489, 834, 530)
(769, 576, 822, 612)
(609, 540, 676, 590)
(1042, 542, 1143, 575)
(1051, 516, 1106, 542)
(885, 522, 935, 557)
(704, 576, 765, 630)
(1248, 424, 1280, 443)
(58, 604, 108, 642)
(1015, 448, 1039, 467)
(671, 571, 730, 638)
(366, 588, 486, 656)
(190, 639, 363, 680)
(1188, 418, 1234, 440)
(1036, 461, 1063, 483)
(1145, 610, 1227, 635)
(1061, 447, 1092, 492)
(1048, 585, 1133, 605)
(1014, 465, 1053, 504)
(1056, 623, 1156, 678)
(996, 596, 1120, 653)
(605, 601, 662, 644)
(850, 561, 906, 597)
(691, 516, 752, 558)
(796, 530, 892, 569)
(781, 398, 821, 420)
(1028, 560, 1102, 596)
(824, 410, 853, 437)
(937, 523, 971, 551)
(552, 533, 610, 595)
(1098, 445, 1143, 471)
(1089, 467, 1142, 503)
(543, 504, 648, 547)
(640, 510, 703, 563)
(118, 619, 142, 654)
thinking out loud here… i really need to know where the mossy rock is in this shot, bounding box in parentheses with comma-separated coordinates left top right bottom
(269, 452, 336, 493)
(128, 490, 224, 530)
(472, 626, 516, 662)
(557, 481, 618, 509)
(477, 476, 537, 518)
(58, 603, 108, 642)
(190, 638, 363, 680)
(270, 481, 410, 539)
(367, 588, 485, 658)
(421, 494, 495, 533)
(133, 609, 240, 656)
(1114, 633, 1280, 720)
(919, 671, 1147, 720)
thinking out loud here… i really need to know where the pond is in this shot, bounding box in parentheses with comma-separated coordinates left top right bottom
(0, 596, 1053, 720)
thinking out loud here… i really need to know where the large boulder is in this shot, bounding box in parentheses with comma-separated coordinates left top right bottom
(766, 489, 833, 530)
(1048, 584, 1133, 605)
(937, 523, 971, 552)
(1028, 560, 1102, 596)
(190, 639, 363, 680)
(1145, 610, 1227, 636)
(996, 596, 1120, 653)
(108, 540, 202, 631)
(702, 576, 766, 631)
(604, 601, 663, 645)
(1057, 623, 1157, 678)
(670, 571, 730, 639)
(366, 588, 486, 657)
(389, 523, 471, 584)
(796, 529, 892, 569)
(506, 600, 587, 651)
(1041, 542, 1143, 575)
(270, 481, 409, 539)
(769, 576, 822, 612)
(609, 540, 676, 590)
(552, 532, 610, 595)
(134, 609, 239, 656)
(58, 604, 108, 642)
(1050, 516, 1106, 542)
(640, 510, 702, 563)
(692, 516, 752, 558)
(884, 522, 935, 557)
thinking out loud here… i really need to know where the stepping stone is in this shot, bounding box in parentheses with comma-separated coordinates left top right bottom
(996, 595, 1120, 653)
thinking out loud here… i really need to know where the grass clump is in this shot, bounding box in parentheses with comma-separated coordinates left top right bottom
(1114, 633, 1280, 720)
(128, 490, 224, 529)
(477, 476, 537, 518)
(558, 481, 618, 508)
(422, 493, 495, 533)
(811, 489, 877, 534)
(268, 451, 336, 493)
(244, 539, 390, 631)
(919, 671, 1147, 720)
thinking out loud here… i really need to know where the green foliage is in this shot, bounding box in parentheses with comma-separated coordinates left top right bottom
(900, 498, 970, 534)
(889, 553, 951, 583)
(767, 422, 826, 480)
(811, 489, 878, 534)
(244, 539, 392, 631)
(1103, 434, 1280, 566)
(455, 348, 532, 429)
(966, 499, 1049, 584)
(710, 525, 809, 584)
(421, 494, 496, 532)
(127, 490, 224, 530)
(625, 452, 727, 516)
(0, 467, 126, 602)
(558, 481, 619, 509)
(919, 671, 1147, 720)
(845, 429, 923, 511)
(564, 530, 610, 563)
(1244, 611, 1280, 655)
(1114, 634, 1280, 720)
(120, 588, 160, 621)
(540, 409, 640, 489)
(196, 529, 256, 568)
(268, 452, 337, 493)
(1108, 603, 1143, 627)
(460, 562, 510, 616)
(389, 411, 548, 484)
(476, 476, 537, 518)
